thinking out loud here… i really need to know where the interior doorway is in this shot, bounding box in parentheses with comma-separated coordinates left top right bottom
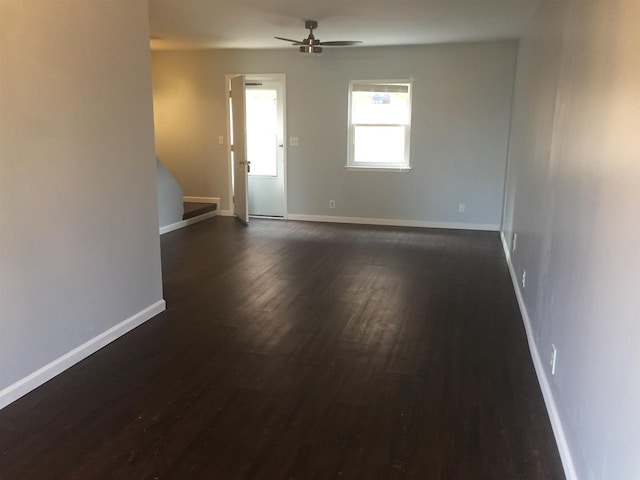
(227, 74, 286, 219)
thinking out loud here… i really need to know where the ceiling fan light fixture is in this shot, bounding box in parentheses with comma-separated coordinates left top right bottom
(300, 45, 323, 55)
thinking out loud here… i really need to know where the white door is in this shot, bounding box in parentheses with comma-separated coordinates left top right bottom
(230, 75, 249, 225)
(246, 76, 286, 217)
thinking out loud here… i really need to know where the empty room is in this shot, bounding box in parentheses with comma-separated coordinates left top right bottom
(0, 1, 638, 479)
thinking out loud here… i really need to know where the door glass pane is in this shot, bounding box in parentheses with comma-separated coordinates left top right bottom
(246, 89, 278, 176)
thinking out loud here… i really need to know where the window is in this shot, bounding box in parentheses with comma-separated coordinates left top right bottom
(347, 80, 412, 170)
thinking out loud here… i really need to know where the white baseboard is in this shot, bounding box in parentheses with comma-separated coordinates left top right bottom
(159, 210, 217, 235)
(0, 300, 166, 410)
(219, 209, 234, 217)
(183, 196, 219, 205)
(287, 213, 500, 232)
(500, 233, 578, 480)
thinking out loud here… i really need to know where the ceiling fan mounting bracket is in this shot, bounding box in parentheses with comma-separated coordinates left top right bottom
(305, 20, 318, 31)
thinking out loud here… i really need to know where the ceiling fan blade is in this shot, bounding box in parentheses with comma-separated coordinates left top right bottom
(274, 36, 304, 45)
(318, 40, 363, 46)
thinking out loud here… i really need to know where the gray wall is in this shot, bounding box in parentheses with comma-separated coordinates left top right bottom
(157, 158, 184, 227)
(151, 42, 517, 228)
(503, 0, 640, 478)
(0, 1, 164, 392)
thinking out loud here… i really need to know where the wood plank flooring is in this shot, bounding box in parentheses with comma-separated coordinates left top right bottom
(0, 218, 565, 479)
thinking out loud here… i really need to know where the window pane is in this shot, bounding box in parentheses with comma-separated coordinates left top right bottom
(354, 126, 405, 164)
(352, 87, 410, 125)
(246, 89, 277, 176)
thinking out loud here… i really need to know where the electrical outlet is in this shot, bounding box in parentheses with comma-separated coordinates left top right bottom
(289, 137, 299, 146)
(218, 135, 224, 144)
(458, 203, 466, 213)
(521, 270, 526, 288)
(551, 344, 557, 375)
(512, 233, 518, 253)
(329, 200, 336, 209)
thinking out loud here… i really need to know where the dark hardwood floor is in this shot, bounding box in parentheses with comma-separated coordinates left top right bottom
(0, 218, 565, 479)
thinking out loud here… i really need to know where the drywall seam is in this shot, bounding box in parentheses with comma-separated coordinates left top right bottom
(0, 300, 166, 410)
(500, 232, 578, 480)
(288, 214, 499, 232)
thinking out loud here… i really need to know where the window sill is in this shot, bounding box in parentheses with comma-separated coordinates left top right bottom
(345, 165, 411, 172)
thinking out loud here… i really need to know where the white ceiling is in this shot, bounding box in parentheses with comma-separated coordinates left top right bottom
(148, 0, 538, 50)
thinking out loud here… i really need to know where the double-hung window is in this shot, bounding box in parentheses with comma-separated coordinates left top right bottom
(347, 80, 412, 171)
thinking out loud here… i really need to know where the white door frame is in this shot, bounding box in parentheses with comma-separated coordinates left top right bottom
(225, 73, 288, 219)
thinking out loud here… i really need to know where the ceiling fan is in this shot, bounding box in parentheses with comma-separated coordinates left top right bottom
(275, 20, 362, 54)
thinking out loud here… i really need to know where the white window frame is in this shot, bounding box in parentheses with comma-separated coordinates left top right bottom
(346, 79, 412, 172)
